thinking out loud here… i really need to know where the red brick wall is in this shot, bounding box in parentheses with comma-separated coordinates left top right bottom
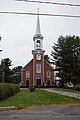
(21, 59, 33, 86)
(44, 60, 54, 86)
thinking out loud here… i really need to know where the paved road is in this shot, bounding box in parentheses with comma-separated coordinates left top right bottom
(42, 89, 80, 99)
(0, 105, 80, 120)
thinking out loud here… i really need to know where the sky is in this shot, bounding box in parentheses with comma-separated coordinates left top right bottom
(0, 0, 80, 68)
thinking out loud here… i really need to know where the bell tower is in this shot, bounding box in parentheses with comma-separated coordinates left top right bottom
(32, 9, 45, 86)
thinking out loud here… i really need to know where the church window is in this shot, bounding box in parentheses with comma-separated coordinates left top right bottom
(36, 63, 41, 73)
(46, 71, 51, 78)
(37, 40, 40, 47)
(26, 71, 30, 79)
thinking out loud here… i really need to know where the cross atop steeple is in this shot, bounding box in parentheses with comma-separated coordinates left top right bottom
(36, 8, 41, 35)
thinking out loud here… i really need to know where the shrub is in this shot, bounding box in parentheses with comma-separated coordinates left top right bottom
(29, 85, 36, 92)
(73, 84, 80, 91)
(0, 83, 20, 100)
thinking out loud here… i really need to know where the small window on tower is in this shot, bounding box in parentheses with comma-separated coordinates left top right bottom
(37, 40, 40, 47)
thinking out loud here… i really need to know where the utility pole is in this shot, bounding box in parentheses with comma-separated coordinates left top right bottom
(0, 34, 4, 82)
(0, 34, 2, 52)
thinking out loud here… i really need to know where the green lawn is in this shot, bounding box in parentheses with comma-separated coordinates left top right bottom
(0, 89, 80, 109)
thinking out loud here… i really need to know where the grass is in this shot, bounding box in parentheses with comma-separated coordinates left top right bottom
(51, 88, 80, 94)
(0, 89, 80, 109)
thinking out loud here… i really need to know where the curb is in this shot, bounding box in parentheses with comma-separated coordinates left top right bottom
(0, 106, 18, 111)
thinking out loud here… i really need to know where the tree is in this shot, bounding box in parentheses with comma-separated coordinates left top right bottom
(44, 54, 51, 64)
(12, 66, 22, 84)
(51, 35, 80, 85)
(0, 65, 3, 82)
(0, 58, 12, 83)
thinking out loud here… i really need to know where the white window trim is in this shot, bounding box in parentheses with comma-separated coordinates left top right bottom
(36, 54, 41, 60)
(46, 71, 51, 79)
(36, 63, 41, 73)
(26, 71, 30, 79)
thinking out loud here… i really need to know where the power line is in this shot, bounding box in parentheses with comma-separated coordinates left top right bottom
(15, 0, 80, 7)
(0, 11, 80, 18)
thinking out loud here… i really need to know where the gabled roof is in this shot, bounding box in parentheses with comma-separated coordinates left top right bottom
(44, 60, 54, 71)
(22, 59, 33, 71)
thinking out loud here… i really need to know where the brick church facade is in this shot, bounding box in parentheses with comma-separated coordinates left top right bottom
(21, 13, 54, 87)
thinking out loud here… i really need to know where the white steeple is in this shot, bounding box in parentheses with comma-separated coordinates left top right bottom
(33, 9, 43, 50)
(36, 8, 41, 35)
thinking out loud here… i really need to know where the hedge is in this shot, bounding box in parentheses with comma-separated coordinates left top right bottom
(73, 83, 80, 91)
(0, 83, 20, 100)
(28, 85, 36, 92)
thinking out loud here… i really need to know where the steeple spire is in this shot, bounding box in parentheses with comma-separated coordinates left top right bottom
(36, 8, 41, 35)
(33, 8, 43, 50)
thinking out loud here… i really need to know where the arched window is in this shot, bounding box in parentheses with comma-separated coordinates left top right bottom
(37, 40, 40, 47)
(26, 71, 30, 79)
(46, 71, 51, 78)
(36, 63, 41, 73)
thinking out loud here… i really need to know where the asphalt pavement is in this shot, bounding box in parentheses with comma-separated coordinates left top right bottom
(0, 105, 80, 120)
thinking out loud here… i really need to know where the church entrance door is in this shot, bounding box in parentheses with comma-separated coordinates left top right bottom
(37, 79, 41, 86)
(26, 80, 29, 86)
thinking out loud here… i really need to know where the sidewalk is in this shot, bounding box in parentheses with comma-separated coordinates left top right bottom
(0, 106, 17, 111)
(42, 89, 80, 99)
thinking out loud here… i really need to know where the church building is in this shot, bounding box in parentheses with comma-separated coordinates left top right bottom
(21, 12, 54, 87)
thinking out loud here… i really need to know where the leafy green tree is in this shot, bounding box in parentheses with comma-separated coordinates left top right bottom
(0, 65, 3, 82)
(0, 58, 12, 83)
(51, 35, 80, 85)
